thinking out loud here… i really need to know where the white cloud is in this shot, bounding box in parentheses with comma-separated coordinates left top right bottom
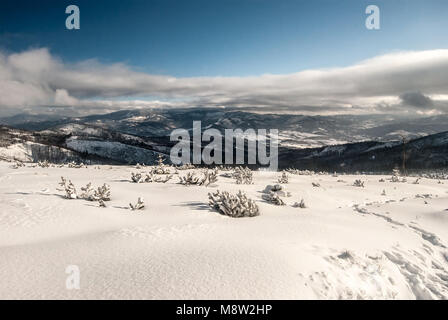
(1, 47, 448, 115)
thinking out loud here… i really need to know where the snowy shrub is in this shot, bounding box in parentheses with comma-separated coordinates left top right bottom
(413, 178, 421, 184)
(68, 161, 85, 168)
(131, 172, 145, 183)
(353, 180, 365, 187)
(177, 163, 196, 170)
(58, 177, 77, 199)
(98, 199, 106, 208)
(37, 160, 50, 168)
(80, 182, 95, 201)
(292, 198, 307, 208)
(381, 189, 387, 196)
(233, 167, 253, 185)
(11, 161, 25, 169)
(129, 197, 145, 211)
(150, 154, 172, 175)
(202, 169, 218, 186)
(312, 182, 320, 187)
(93, 184, 111, 202)
(262, 191, 286, 206)
(178, 170, 217, 186)
(208, 190, 259, 218)
(379, 178, 385, 182)
(152, 174, 173, 183)
(277, 172, 289, 184)
(178, 172, 201, 185)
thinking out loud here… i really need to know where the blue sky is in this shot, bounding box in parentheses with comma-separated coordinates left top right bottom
(0, 0, 448, 116)
(1, 0, 447, 77)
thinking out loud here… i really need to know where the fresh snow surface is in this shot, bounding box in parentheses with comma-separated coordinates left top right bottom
(0, 162, 447, 299)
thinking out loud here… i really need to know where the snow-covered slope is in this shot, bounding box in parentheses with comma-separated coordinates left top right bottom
(0, 163, 447, 299)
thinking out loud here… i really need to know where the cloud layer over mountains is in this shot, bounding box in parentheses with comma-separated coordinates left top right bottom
(1, 47, 448, 115)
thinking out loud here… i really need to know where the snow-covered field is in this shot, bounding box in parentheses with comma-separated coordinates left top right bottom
(0, 161, 447, 299)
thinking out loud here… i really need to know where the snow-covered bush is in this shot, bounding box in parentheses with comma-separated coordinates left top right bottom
(68, 161, 85, 168)
(80, 182, 96, 201)
(178, 172, 201, 185)
(202, 169, 218, 186)
(233, 167, 253, 185)
(381, 189, 387, 196)
(131, 172, 145, 183)
(58, 177, 77, 199)
(208, 190, 259, 218)
(277, 172, 289, 184)
(292, 198, 307, 208)
(177, 163, 196, 170)
(11, 161, 25, 169)
(413, 178, 421, 185)
(38, 160, 50, 168)
(129, 197, 145, 211)
(353, 179, 365, 187)
(94, 184, 111, 202)
(150, 154, 171, 175)
(262, 191, 286, 206)
(312, 182, 321, 187)
(178, 169, 218, 186)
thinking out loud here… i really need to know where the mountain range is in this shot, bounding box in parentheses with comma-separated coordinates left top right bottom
(0, 108, 447, 171)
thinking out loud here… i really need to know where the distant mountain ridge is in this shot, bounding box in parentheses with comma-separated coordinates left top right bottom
(2, 109, 448, 149)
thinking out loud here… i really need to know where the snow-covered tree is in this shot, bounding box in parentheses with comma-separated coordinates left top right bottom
(58, 176, 77, 199)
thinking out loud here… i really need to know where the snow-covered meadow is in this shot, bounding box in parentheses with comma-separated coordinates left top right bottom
(0, 161, 447, 299)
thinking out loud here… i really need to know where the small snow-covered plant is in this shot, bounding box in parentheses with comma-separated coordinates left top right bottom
(379, 178, 385, 182)
(390, 168, 401, 182)
(201, 169, 219, 186)
(177, 163, 196, 170)
(131, 172, 145, 183)
(151, 154, 171, 174)
(93, 184, 111, 202)
(312, 182, 320, 187)
(129, 197, 145, 211)
(178, 172, 201, 185)
(353, 179, 365, 187)
(153, 174, 173, 183)
(208, 190, 259, 218)
(277, 172, 289, 184)
(11, 161, 25, 169)
(38, 160, 50, 168)
(68, 161, 85, 168)
(262, 191, 286, 206)
(413, 178, 421, 185)
(233, 167, 253, 185)
(381, 189, 387, 196)
(98, 199, 106, 208)
(80, 182, 95, 201)
(292, 198, 307, 208)
(59, 176, 77, 199)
